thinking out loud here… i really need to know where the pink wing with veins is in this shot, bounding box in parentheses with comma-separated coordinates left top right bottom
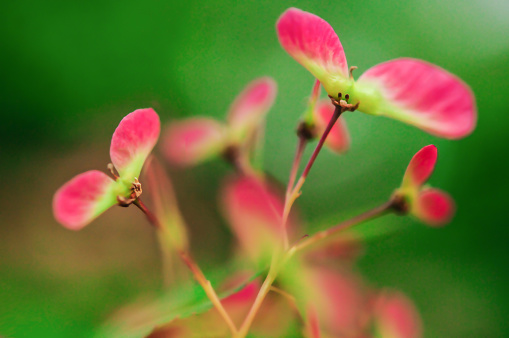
(53, 170, 116, 230)
(402, 144, 438, 188)
(277, 8, 349, 82)
(358, 58, 476, 139)
(110, 108, 160, 178)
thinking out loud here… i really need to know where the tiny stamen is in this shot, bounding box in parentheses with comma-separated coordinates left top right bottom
(107, 163, 119, 180)
(349, 66, 358, 80)
(329, 94, 360, 112)
(116, 178, 143, 207)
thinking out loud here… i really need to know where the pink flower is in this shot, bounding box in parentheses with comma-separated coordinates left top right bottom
(163, 77, 277, 167)
(53, 108, 160, 230)
(277, 8, 477, 139)
(393, 145, 455, 226)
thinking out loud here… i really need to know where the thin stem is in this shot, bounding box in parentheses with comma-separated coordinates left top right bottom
(282, 135, 308, 249)
(281, 107, 342, 244)
(133, 198, 238, 335)
(301, 105, 341, 179)
(133, 199, 160, 228)
(235, 261, 279, 338)
(292, 200, 395, 253)
(286, 135, 308, 198)
(251, 123, 266, 171)
(269, 286, 305, 324)
(178, 252, 238, 335)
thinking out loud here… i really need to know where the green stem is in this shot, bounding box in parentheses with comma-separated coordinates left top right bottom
(235, 258, 280, 338)
(292, 200, 394, 254)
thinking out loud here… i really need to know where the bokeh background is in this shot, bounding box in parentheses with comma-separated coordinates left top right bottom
(1, 0, 508, 336)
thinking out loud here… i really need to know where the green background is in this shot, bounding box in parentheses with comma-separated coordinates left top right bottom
(1, 0, 508, 336)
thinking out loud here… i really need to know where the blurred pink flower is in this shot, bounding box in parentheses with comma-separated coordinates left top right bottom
(163, 77, 277, 167)
(374, 291, 422, 338)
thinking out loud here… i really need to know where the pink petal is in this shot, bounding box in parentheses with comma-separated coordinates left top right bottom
(220, 176, 286, 264)
(162, 118, 227, 167)
(305, 267, 368, 335)
(313, 99, 350, 153)
(375, 291, 422, 338)
(53, 170, 116, 230)
(227, 77, 277, 135)
(357, 58, 477, 138)
(413, 188, 455, 226)
(402, 145, 438, 188)
(277, 8, 349, 93)
(110, 108, 160, 180)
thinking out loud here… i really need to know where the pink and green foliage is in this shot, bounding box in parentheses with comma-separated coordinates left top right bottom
(54, 7, 475, 338)
(277, 8, 477, 139)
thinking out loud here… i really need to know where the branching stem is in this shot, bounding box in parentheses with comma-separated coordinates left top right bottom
(281, 106, 342, 246)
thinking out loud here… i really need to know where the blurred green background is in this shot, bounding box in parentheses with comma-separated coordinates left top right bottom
(1, 0, 508, 336)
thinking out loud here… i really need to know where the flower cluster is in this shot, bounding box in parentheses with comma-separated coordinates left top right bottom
(53, 7, 476, 338)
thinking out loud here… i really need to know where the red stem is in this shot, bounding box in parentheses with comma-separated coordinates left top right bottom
(301, 106, 341, 179)
(133, 199, 160, 228)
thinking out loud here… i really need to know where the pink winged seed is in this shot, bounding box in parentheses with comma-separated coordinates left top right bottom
(402, 144, 438, 188)
(414, 188, 455, 226)
(358, 58, 476, 139)
(162, 118, 227, 167)
(277, 8, 349, 79)
(313, 99, 350, 154)
(53, 170, 115, 230)
(227, 77, 277, 132)
(110, 108, 161, 176)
